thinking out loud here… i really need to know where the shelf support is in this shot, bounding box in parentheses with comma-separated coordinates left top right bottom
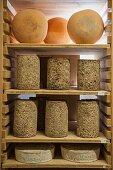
(0, 0, 3, 170)
(110, 0, 113, 170)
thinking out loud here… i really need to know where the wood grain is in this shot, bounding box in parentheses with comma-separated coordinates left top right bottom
(3, 23, 10, 35)
(101, 123, 111, 140)
(100, 112, 111, 127)
(3, 11, 11, 23)
(0, 0, 3, 168)
(3, 131, 109, 144)
(2, 157, 111, 169)
(4, 89, 110, 95)
(100, 102, 111, 115)
(3, 34, 10, 43)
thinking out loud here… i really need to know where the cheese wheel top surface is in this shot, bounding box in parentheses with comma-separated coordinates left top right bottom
(12, 9, 48, 43)
(67, 9, 104, 44)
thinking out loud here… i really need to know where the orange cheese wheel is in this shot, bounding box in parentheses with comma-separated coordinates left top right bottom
(44, 17, 71, 44)
(12, 9, 48, 43)
(67, 10, 104, 44)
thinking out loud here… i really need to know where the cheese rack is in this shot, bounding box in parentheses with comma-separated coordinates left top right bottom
(0, 0, 113, 169)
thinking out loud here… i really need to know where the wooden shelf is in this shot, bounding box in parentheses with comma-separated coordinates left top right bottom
(3, 131, 110, 144)
(2, 157, 111, 169)
(6, 43, 110, 49)
(4, 89, 110, 95)
(5, 43, 110, 55)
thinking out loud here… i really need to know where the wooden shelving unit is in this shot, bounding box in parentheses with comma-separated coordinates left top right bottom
(0, 0, 113, 169)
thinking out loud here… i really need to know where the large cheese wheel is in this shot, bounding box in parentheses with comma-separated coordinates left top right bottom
(44, 17, 71, 44)
(12, 9, 48, 43)
(67, 10, 104, 44)
(15, 144, 55, 163)
(61, 144, 100, 163)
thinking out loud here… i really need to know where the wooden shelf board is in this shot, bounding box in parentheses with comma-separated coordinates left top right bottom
(6, 43, 110, 49)
(2, 157, 111, 169)
(3, 131, 110, 143)
(5, 43, 110, 55)
(4, 89, 110, 95)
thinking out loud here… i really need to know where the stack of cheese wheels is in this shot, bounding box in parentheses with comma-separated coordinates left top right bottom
(67, 9, 104, 44)
(44, 17, 71, 44)
(12, 9, 48, 43)
(15, 144, 55, 163)
(61, 144, 100, 163)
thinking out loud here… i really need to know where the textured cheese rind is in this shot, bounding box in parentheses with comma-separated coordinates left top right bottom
(15, 144, 55, 163)
(61, 144, 100, 163)
(12, 9, 48, 43)
(67, 9, 104, 44)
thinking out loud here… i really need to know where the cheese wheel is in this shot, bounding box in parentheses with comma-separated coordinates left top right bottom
(15, 144, 55, 163)
(67, 10, 104, 44)
(12, 9, 48, 43)
(61, 144, 100, 163)
(44, 17, 71, 44)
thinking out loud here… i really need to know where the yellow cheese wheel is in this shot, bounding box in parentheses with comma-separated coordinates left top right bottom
(67, 10, 104, 44)
(12, 9, 48, 43)
(44, 17, 71, 44)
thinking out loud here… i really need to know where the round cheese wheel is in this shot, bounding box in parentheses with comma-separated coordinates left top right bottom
(12, 9, 48, 43)
(67, 10, 104, 44)
(44, 17, 71, 44)
(15, 144, 55, 163)
(61, 144, 100, 163)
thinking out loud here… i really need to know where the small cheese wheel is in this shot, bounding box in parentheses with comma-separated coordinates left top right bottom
(44, 17, 71, 44)
(61, 144, 100, 163)
(12, 9, 48, 43)
(67, 9, 104, 44)
(15, 144, 55, 163)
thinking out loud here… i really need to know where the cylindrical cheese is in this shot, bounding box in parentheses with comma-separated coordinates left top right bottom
(45, 101, 68, 138)
(16, 55, 40, 89)
(15, 144, 55, 163)
(77, 60, 100, 90)
(47, 57, 70, 89)
(61, 144, 100, 162)
(76, 100, 99, 138)
(14, 100, 37, 138)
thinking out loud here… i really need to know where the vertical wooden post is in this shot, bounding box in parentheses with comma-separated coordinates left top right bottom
(0, 0, 3, 169)
(111, 0, 113, 169)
